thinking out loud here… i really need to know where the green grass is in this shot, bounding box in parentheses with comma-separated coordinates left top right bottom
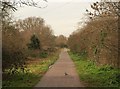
(2, 51, 59, 88)
(69, 51, 120, 87)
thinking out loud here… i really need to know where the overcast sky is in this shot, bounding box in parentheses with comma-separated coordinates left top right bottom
(13, 0, 97, 37)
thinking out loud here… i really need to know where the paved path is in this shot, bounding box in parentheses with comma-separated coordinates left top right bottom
(35, 49, 84, 87)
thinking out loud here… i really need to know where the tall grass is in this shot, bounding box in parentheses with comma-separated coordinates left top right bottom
(69, 51, 120, 87)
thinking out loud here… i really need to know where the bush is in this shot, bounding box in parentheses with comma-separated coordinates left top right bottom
(2, 23, 26, 71)
(27, 34, 41, 50)
(68, 17, 118, 68)
(39, 52, 48, 58)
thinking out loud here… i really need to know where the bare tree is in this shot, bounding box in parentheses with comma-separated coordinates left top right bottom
(16, 17, 55, 51)
(55, 35, 67, 48)
(1, 0, 47, 22)
(68, 0, 119, 68)
(86, 1, 120, 20)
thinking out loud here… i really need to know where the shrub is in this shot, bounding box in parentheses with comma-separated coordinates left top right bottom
(39, 52, 48, 58)
(27, 34, 41, 50)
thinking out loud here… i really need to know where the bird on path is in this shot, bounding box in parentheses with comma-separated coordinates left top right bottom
(64, 72, 68, 76)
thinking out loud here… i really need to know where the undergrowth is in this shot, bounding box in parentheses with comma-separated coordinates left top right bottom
(2, 51, 59, 88)
(69, 51, 120, 88)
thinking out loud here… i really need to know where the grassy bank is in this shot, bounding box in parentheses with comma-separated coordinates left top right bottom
(69, 51, 120, 87)
(2, 50, 60, 88)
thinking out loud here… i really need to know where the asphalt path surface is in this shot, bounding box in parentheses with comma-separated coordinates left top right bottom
(35, 49, 84, 87)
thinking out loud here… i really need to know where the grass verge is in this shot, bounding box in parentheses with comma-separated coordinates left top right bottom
(2, 50, 60, 88)
(69, 51, 120, 87)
